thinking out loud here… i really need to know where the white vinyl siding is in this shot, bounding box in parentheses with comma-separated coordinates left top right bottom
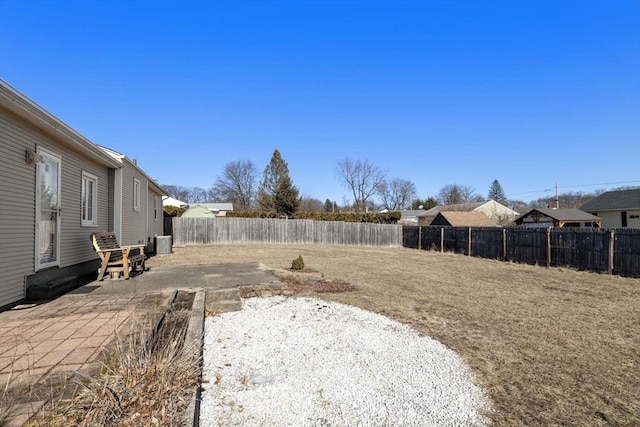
(81, 171, 98, 226)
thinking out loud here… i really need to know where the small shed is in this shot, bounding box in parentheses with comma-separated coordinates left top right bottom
(181, 205, 216, 218)
(515, 208, 601, 228)
(430, 211, 497, 227)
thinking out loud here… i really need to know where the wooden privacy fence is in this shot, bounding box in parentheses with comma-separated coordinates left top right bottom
(403, 226, 640, 277)
(172, 217, 402, 247)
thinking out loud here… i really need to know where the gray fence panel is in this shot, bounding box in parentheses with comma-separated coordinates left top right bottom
(172, 217, 402, 247)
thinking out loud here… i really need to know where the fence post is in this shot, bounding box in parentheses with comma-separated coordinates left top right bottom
(468, 227, 472, 256)
(546, 227, 551, 268)
(502, 228, 507, 260)
(608, 229, 615, 274)
(440, 227, 444, 253)
(418, 226, 422, 250)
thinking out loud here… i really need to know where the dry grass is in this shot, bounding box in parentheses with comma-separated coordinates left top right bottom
(149, 244, 640, 426)
(26, 306, 199, 427)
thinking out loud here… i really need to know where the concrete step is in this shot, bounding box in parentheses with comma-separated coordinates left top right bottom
(27, 276, 78, 301)
(206, 298, 242, 314)
(207, 288, 241, 301)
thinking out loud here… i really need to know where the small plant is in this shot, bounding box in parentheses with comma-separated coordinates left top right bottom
(291, 255, 305, 270)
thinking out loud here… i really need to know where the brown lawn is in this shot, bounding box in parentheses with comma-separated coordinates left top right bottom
(148, 244, 640, 426)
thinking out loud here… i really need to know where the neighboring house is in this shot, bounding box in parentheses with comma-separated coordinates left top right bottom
(199, 203, 234, 217)
(99, 146, 166, 252)
(514, 208, 601, 228)
(418, 200, 519, 226)
(396, 210, 428, 225)
(429, 211, 498, 227)
(579, 188, 640, 228)
(182, 205, 217, 218)
(0, 80, 165, 309)
(162, 196, 189, 208)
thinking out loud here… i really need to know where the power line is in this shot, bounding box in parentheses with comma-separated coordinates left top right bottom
(506, 180, 640, 198)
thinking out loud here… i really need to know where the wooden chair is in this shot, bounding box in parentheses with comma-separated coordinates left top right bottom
(90, 231, 146, 280)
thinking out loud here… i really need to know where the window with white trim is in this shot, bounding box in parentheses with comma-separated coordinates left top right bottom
(134, 178, 141, 212)
(81, 172, 98, 226)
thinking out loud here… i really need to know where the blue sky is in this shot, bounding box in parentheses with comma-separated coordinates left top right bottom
(1, 0, 639, 204)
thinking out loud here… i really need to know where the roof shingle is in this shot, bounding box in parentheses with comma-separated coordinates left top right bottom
(580, 189, 640, 212)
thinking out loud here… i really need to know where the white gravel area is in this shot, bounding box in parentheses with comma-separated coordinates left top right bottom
(200, 296, 489, 426)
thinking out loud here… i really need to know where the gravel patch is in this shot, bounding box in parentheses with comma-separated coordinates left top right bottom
(200, 297, 489, 426)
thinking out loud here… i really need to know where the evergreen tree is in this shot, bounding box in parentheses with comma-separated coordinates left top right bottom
(324, 199, 335, 212)
(257, 150, 289, 211)
(274, 175, 300, 216)
(488, 179, 507, 203)
(411, 197, 438, 210)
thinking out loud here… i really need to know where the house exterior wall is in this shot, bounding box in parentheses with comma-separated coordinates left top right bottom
(592, 210, 640, 228)
(0, 107, 112, 308)
(0, 109, 36, 307)
(118, 158, 164, 251)
(429, 215, 451, 227)
(120, 160, 147, 247)
(107, 168, 115, 233)
(147, 186, 164, 251)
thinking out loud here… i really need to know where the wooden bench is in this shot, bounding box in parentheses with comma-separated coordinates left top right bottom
(90, 231, 146, 281)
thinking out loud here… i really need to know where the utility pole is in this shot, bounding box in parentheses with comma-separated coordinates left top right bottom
(555, 182, 559, 209)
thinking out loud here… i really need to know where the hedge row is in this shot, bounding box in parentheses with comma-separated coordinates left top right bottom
(226, 211, 402, 224)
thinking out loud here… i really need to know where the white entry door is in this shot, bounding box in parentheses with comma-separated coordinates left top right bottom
(36, 147, 61, 269)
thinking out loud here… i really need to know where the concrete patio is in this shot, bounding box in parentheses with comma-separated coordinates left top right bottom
(0, 262, 281, 426)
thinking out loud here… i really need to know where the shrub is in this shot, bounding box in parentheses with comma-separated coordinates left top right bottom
(291, 255, 305, 270)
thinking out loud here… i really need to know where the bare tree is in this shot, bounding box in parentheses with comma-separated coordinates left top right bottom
(299, 196, 325, 212)
(162, 185, 191, 202)
(377, 178, 417, 210)
(162, 185, 211, 203)
(437, 184, 480, 205)
(530, 191, 595, 209)
(335, 158, 387, 213)
(188, 187, 210, 203)
(210, 160, 258, 211)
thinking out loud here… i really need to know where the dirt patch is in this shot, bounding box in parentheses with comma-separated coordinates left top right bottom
(149, 244, 640, 426)
(277, 271, 356, 294)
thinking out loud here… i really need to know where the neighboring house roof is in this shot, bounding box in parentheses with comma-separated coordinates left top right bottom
(181, 205, 216, 218)
(433, 211, 497, 227)
(579, 189, 640, 212)
(420, 200, 519, 216)
(515, 208, 601, 226)
(199, 203, 234, 212)
(98, 146, 166, 195)
(399, 210, 428, 218)
(421, 202, 485, 217)
(163, 196, 189, 208)
(0, 80, 121, 168)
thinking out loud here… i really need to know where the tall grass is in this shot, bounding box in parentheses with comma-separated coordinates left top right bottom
(28, 309, 200, 426)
